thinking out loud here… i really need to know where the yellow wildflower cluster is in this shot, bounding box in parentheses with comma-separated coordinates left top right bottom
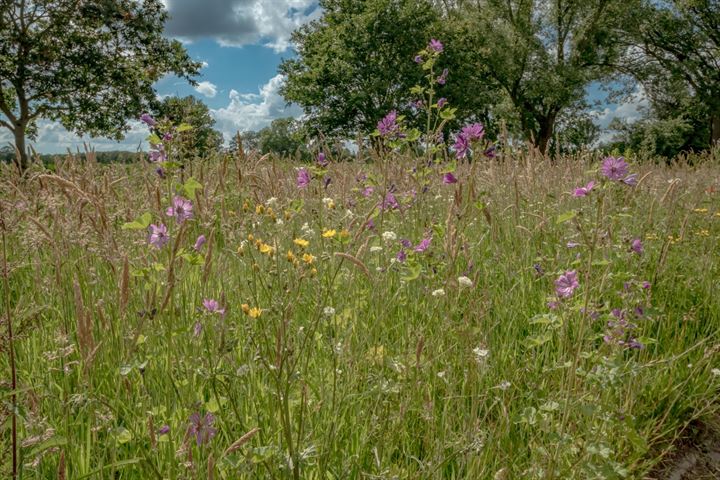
(241, 304, 262, 319)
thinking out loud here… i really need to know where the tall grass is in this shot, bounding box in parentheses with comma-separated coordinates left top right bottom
(1, 148, 719, 479)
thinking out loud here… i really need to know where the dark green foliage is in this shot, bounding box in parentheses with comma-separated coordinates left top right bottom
(153, 96, 223, 158)
(0, 0, 200, 170)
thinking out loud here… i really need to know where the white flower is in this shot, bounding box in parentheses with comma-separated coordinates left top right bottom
(498, 380, 511, 390)
(301, 223, 315, 236)
(458, 276, 473, 287)
(265, 197, 278, 206)
(432, 288, 446, 297)
(370, 246, 383, 253)
(323, 306, 336, 316)
(322, 197, 334, 207)
(382, 231, 397, 242)
(712, 368, 720, 377)
(473, 347, 489, 363)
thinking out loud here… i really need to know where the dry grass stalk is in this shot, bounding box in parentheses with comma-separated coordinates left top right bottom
(119, 256, 130, 317)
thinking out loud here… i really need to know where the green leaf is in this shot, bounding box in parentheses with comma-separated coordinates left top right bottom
(556, 210, 577, 224)
(182, 177, 203, 200)
(176, 123, 193, 132)
(28, 436, 67, 458)
(147, 133, 162, 146)
(114, 427, 133, 444)
(439, 107, 457, 120)
(121, 212, 152, 230)
(401, 262, 422, 282)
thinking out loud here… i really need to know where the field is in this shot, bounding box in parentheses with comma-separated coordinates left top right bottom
(1, 149, 720, 479)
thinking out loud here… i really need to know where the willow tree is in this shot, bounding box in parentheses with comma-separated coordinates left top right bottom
(0, 0, 200, 170)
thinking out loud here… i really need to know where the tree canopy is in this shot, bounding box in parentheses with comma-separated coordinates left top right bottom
(0, 0, 200, 170)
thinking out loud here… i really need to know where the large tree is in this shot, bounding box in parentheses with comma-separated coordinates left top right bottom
(280, 0, 449, 138)
(457, 0, 634, 153)
(625, 0, 720, 147)
(152, 95, 223, 158)
(0, 0, 200, 171)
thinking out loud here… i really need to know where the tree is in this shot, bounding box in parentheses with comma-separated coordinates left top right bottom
(153, 96, 223, 158)
(279, 0, 443, 138)
(0, 0, 200, 171)
(257, 118, 307, 158)
(457, 0, 635, 153)
(625, 0, 720, 147)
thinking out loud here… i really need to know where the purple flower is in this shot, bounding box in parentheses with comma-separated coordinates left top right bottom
(194, 234, 207, 251)
(566, 241, 581, 248)
(414, 237, 431, 253)
(400, 239, 412, 249)
(149, 144, 166, 163)
(453, 123, 485, 159)
(630, 238, 643, 255)
(162, 132, 173, 142)
(188, 412, 217, 446)
(428, 39, 444, 53)
(365, 218, 375, 230)
(317, 152, 328, 167)
(194, 322, 203, 337)
(380, 192, 399, 210)
(323, 176, 332, 189)
(155, 167, 165, 179)
(396, 249, 407, 262)
(642, 281, 651, 290)
(622, 173, 638, 186)
(443, 172, 458, 184)
(148, 224, 169, 249)
(202, 298, 225, 316)
(377, 110, 401, 138)
(601, 156, 629, 181)
(297, 168, 310, 188)
(414, 54, 423, 63)
(555, 270, 579, 298)
(157, 425, 170, 436)
(484, 145, 497, 158)
(362, 186, 374, 197)
(436, 68, 448, 85)
(453, 134, 470, 159)
(437, 97, 447, 108)
(140, 113, 156, 127)
(573, 181, 595, 197)
(166, 196, 193, 224)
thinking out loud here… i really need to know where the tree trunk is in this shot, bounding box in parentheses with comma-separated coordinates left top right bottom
(12, 124, 29, 172)
(536, 114, 557, 155)
(711, 113, 720, 147)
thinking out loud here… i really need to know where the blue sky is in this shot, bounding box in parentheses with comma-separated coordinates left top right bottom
(1, 0, 644, 153)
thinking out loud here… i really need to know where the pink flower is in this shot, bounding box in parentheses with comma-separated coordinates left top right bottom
(202, 298, 225, 316)
(573, 181, 595, 197)
(166, 196, 193, 224)
(443, 172, 458, 184)
(428, 39, 444, 52)
(601, 156, 629, 181)
(414, 237, 431, 253)
(630, 238, 643, 255)
(555, 270, 579, 298)
(148, 224, 169, 249)
(297, 168, 310, 188)
(194, 234, 207, 251)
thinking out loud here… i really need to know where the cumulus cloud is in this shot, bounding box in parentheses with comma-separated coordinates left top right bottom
(164, 0, 320, 52)
(211, 74, 303, 140)
(1, 120, 149, 154)
(194, 81, 218, 98)
(594, 85, 649, 143)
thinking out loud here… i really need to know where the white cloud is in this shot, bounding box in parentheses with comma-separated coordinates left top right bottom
(201, 61, 209, 68)
(194, 81, 218, 98)
(164, 0, 321, 52)
(594, 85, 649, 143)
(211, 74, 303, 140)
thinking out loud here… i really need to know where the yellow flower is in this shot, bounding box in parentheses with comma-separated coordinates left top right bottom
(294, 238, 309, 248)
(248, 307, 262, 319)
(266, 207, 274, 216)
(284, 211, 292, 221)
(256, 204, 265, 215)
(715, 212, 720, 217)
(241, 303, 250, 314)
(302, 253, 315, 264)
(695, 229, 710, 237)
(310, 267, 317, 276)
(259, 243, 275, 255)
(247, 233, 254, 241)
(693, 208, 708, 213)
(287, 250, 296, 262)
(339, 229, 350, 239)
(243, 201, 250, 212)
(322, 229, 337, 239)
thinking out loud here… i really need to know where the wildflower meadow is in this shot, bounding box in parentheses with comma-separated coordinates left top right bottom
(2, 39, 720, 480)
